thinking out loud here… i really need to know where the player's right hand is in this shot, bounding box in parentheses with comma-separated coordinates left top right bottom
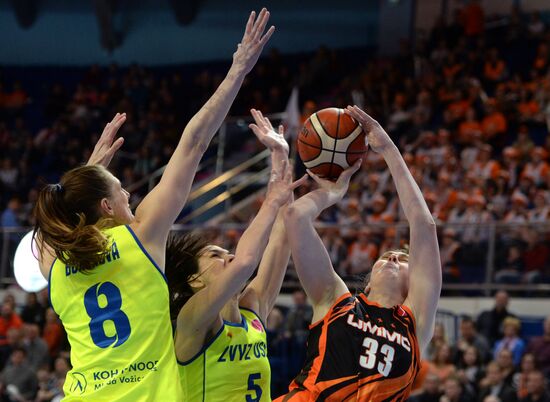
(232, 8, 275, 75)
(249, 108, 289, 155)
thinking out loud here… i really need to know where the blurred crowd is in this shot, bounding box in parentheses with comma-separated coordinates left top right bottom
(1, 8, 550, 400)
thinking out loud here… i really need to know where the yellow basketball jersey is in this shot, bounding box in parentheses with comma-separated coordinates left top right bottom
(178, 308, 271, 402)
(49, 225, 182, 401)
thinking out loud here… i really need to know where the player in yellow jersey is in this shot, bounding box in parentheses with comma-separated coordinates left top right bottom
(32, 9, 275, 401)
(165, 108, 303, 402)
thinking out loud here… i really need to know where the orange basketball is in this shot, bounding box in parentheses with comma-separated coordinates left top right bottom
(297, 107, 367, 180)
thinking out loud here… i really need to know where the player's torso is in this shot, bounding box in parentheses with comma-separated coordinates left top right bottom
(49, 225, 182, 402)
(296, 293, 420, 402)
(179, 308, 271, 402)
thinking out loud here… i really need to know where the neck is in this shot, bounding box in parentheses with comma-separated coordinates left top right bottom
(366, 289, 403, 308)
(220, 296, 241, 323)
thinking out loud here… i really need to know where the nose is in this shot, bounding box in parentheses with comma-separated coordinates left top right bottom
(226, 254, 235, 264)
(388, 253, 399, 263)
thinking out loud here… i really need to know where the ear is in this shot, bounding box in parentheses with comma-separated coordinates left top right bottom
(188, 274, 205, 292)
(364, 283, 371, 295)
(99, 197, 114, 217)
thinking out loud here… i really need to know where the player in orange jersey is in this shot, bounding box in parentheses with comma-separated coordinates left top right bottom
(276, 105, 442, 402)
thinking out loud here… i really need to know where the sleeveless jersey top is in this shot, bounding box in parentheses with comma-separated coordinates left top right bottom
(178, 308, 270, 402)
(49, 225, 182, 401)
(287, 292, 421, 402)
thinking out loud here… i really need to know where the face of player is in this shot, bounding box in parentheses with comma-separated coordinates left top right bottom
(102, 172, 133, 225)
(195, 245, 235, 286)
(368, 252, 410, 301)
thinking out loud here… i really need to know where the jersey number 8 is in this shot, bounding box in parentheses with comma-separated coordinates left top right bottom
(84, 282, 131, 348)
(359, 337, 395, 377)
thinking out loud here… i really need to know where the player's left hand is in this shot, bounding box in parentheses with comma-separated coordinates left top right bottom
(307, 159, 362, 206)
(345, 105, 394, 154)
(249, 108, 289, 155)
(232, 8, 275, 75)
(87, 113, 126, 167)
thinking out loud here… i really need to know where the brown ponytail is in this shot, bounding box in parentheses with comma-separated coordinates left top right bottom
(33, 165, 115, 272)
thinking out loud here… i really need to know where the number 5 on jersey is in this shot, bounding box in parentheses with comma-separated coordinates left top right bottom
(360, 337, 395, 377)
(84, 282, 131, 348)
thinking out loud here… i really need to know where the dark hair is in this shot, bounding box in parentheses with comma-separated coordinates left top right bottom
(165, 232, 210, 321)
(33, 165, 115, 271)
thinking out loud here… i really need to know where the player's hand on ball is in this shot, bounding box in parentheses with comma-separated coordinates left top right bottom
(345, 105, 394, 154)
(249, 108, 289, 155)
(307, 159, 362, 206)
(87, 112, 126, 167)
(232, 8, 275, 75)
(266, 160, 308, 207)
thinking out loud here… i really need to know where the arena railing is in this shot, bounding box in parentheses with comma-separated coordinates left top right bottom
(2, 222, 549, 294)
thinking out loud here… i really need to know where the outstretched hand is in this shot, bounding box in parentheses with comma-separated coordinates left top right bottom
(87, 113, 126, 167)
(306, 159, 362, 206)
(232, 8, 275, 75)
(344, 105, 394, 154)
(266, 160, 308, 207)
(249, 109, 289, 155)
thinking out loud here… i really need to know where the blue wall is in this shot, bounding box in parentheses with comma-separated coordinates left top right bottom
(0, 0, 379, 66)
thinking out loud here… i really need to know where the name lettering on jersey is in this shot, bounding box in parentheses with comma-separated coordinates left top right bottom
(65, 242, 121, 276)
(347, 314, 411, 352)
(217, 341, 267, 363)
(90, 359, 158, 390)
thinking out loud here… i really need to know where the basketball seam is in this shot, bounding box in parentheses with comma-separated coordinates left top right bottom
(297, 139, 364, 153)
(328, 109, 341, 178)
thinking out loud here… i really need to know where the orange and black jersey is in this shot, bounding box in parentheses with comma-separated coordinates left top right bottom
(277, 292, 420, 402)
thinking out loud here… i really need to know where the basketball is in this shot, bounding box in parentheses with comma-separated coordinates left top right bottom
(297, 107, 368, 180)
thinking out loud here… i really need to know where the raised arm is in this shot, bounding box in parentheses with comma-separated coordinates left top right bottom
(240, 109, 294, 322)
(175, 162, 306, 360)
(38, 113, 128, 277)
(132, 9, 275, 268)
(285, 161, 361, 323)
(346, 105, 441, 353)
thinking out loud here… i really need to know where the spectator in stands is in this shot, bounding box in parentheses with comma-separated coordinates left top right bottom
(526, 315, 550, 380)
(497, 348, 518, 387)
(515, 353, 538, 400)
(0, 300, 23, 357)
(456, 345, 484, 396)
(22, 324, 49, 371)
(440, 375, 475, 402)
(494, 317, 525, 366)
(479, 361, 518, 402)
(283, 290, 313, 345)
(20, 293, 45, 329)
(456, 316, 491, 364)
(320, 228, 347, 276)
(0, 347, 37, 401)
(431, 343, 457, 383)
(343, 229, 378, 276)
(41, 308, 64, 360)
(426, 322, 448, 361)
(520, 371, 550, 402)
(409, 372, 442, 402)
(477, 290, 515, 344)
(0, 197, 22, 229)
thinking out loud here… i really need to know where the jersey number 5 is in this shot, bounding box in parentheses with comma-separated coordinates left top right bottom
(246, 373, 262, 402)
(84, 282, 131, 348)
(359, 337, 395, 377)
